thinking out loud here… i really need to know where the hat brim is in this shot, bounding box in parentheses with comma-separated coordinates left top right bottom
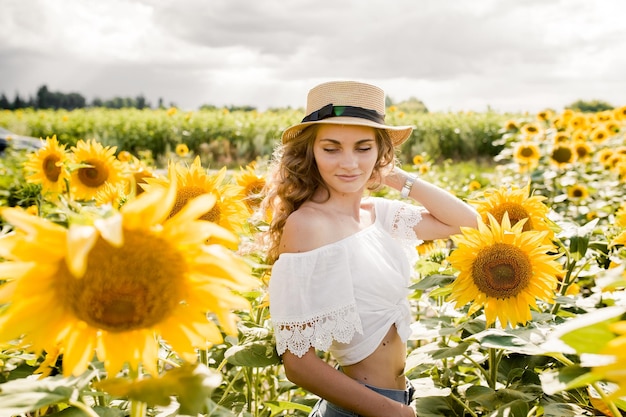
(281, 116, 414, 147)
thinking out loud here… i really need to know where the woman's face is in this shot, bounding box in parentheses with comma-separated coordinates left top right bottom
(313, 124, 378, 195)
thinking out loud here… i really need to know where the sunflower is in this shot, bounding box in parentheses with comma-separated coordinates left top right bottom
(614, 106, 626, 121)
(553, 132, 570, 143)
(574, 141, 593, 162)
(70, 139, 125, 201)
(23, 135, 70, 194)
(233, 162, 267, 212)
(572, 129, 587, 142)
(521, 123, 541, 136)
(568, 114, 589, 131)
(550, 144, 575, 168)
(95, 182, 129, 209)
(513, 142, 540, 166)
(597, 110, 615, 122)
(0, 171, 258, 377)
(175, 143, 190, 157)
(412, 154, 424, 165)
(503, 120, 519, 131)
(567, 184, 589, 200)
(142, 156, 249, 239)
(470, 184, 553, 243)
(598, 148, 615, 167)
(468, 180, 482, 192)
(591, 126, 611, 144)
(537, 110, 553, 122)
(447, 213, 562, 328)
(605, 121, 620, 134)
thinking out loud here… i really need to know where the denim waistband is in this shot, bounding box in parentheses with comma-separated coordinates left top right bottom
(310, 381, 415, 417)
(364, 380, 415, 405)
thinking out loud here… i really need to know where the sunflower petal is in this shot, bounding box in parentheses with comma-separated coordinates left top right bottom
(66, 225, 99, 278)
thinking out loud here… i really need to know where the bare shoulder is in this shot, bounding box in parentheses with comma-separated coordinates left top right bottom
(279, 205, 334, 254)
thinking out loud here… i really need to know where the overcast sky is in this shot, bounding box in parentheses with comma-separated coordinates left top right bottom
(1, 0, 625, 114)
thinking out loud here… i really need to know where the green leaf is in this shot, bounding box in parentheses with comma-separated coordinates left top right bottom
(225, 341, 280, 367)
(471, 328, 548, 355)
(410, 274, 455, 290)
(552, 306, 625, 354)
(542, 402, 591, 417)
(539, 366, 596, 394)
(96, 363, 221, 415)
(224, 323, 281, 367)
(413, 396, 458, 417)
(465, 385, 497, 408)
(431, 341, 471, 359)
(0, 371, 97, 415)
(408, 317, 458, 341)
(265, 400, 312, 417)
(48, 406, 125, 417)
(496, 399, 529, 417)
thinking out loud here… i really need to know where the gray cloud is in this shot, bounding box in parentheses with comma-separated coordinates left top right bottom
(1, 0, 625, 113)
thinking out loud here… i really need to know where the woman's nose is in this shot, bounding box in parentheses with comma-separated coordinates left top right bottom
(339, 151, 359, 168)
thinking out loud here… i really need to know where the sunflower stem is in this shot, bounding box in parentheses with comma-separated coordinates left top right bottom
(462, 353, 491, 383)
(550, 247, 589, 317)
(488, 347, 498, 389)
(68, 398, 101, 417)
(591, 381, 621, 417)
(128, 367, 147, 417)
(449, 391, 478, 417)
(198, 348, 208, 366)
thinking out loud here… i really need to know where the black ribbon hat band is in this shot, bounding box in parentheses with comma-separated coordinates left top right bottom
(300, 103, 385, 124)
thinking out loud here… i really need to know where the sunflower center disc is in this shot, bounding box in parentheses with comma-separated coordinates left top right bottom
(61, 230, 186, 332)
(490, 203, 533, 232)
(44, 156, 62, 182)
(471, 242, 532, 299)
(78, 160, 108, 187)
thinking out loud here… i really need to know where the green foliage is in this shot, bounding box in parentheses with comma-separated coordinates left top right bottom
(2, 106, 626, 416)
(0, 107, 512, 169)
(567, 99, 614, 113)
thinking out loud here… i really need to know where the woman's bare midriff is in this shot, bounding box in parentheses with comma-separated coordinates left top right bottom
(341, 325, 407, 390)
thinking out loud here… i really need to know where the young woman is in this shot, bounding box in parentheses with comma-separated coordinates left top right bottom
(261, 81, 478, 417)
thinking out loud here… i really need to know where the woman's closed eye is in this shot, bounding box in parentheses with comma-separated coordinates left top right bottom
(323, 146, 372, 153)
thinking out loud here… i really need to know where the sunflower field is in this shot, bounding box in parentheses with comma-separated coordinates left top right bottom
(0, 105, 626, 417)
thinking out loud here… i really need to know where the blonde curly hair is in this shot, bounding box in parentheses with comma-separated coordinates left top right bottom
(260, 124, 397, 264)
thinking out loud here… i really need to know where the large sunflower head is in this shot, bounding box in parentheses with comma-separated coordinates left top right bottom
(446, 213, 562, 328)
(23, 135, 70, 194)
(470, 184, 554, 243)
(0, 171, 258, 377)
(70, 139, 124, 201)
(141, 156, 249, 241)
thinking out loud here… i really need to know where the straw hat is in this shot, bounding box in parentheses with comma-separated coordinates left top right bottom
(281, 81, 414, 146)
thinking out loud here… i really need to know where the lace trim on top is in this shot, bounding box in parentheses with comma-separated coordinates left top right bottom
(391, 203, 424, 266)
(274, 303, 363, 358)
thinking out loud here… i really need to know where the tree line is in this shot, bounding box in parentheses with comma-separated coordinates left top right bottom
(0, 85, 164, 110)
(0, 85, 616, 114)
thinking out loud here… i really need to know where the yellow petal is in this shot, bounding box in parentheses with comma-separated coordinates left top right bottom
(66, 225, 99, 278)
(94, 213, 124, 247)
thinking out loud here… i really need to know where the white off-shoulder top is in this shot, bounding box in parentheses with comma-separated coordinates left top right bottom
(269, 197, 424, 365)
